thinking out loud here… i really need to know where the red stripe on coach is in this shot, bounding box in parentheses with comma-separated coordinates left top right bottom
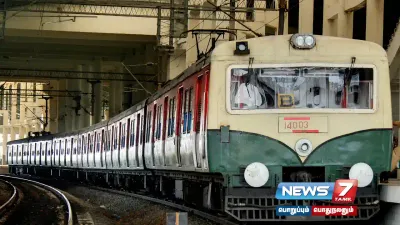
(284, 117, 310, 120)
(292, 130, 319, 133)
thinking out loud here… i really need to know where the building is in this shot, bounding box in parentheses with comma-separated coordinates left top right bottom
(0, 82, 47, 164)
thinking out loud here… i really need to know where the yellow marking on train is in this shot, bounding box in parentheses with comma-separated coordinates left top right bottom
(176, 212, 179, 225)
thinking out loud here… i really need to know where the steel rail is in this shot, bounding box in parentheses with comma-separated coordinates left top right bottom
(0, 175, 73, 225)
(89, 185, 239, 225)
(0, 179, 18, 217)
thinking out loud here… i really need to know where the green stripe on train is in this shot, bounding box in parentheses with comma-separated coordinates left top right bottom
(207, 129, 392, 187)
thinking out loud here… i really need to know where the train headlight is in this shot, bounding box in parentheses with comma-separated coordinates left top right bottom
(349, 162, 374, 188)
(234, 41, 250, 55)
(295, 139, 313, 157)
(244, 162, 269, 187)
(290, 34, 316, 49)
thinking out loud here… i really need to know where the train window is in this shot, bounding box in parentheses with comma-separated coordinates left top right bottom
(96, 133, 100, 152)
(84, 136, 87, 154)
(167, 97, 176, 137)
(140, 115, 144, 144)
(195, 75, 203, 132)
(78, 138, 82, 154)
(108, 129, 112, 151)
(188, 87, 193, 131)
(90, 135, 94, 153)
(155, 105, 162, 140)
(129, 120, 135, 147)
(230, 67, 374, 110)
(182, 87, 194, 134)
(113, 126, 117, 150)
(121, 123, 126, 148)
(146, 111, 152, 143)
(183, 89, 188, 133)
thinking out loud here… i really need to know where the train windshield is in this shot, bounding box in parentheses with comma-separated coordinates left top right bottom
(230, 66, 374, 110)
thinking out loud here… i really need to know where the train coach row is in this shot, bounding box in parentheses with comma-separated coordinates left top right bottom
(7, 63, 210, 173)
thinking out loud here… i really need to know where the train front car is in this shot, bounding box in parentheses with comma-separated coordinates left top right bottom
(208, 34, 392, 222)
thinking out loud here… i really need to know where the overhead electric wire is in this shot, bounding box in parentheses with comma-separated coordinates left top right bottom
(170, 0, 246, 64)
(244, 0, 307, 38)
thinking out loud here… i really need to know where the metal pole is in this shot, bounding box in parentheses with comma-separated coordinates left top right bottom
(88, 80, 100, 117)
(42, 96, 52, 132)
(229, 0, 235, 41)
(278, 0, 287, 35)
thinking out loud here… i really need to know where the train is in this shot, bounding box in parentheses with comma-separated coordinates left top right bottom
(7, 34, 392, 222)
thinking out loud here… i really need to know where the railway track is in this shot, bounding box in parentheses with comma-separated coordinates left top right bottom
(0, 175, 73, 225)
(9, 174, 238, 225)
(0, 179, 17, 218)
(88, 186, 239, 225)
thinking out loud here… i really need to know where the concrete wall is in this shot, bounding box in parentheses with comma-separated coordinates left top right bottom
(6, 11, 157, 36)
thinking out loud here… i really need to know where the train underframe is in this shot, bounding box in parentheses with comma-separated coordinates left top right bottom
(8, 165, 381, 222)
(8, 165, 227, 217)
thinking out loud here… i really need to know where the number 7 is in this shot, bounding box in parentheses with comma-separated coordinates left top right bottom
(338, 182, 353, 196)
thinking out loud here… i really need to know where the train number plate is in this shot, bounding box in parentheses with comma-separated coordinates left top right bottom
(278, 116, 328, 133)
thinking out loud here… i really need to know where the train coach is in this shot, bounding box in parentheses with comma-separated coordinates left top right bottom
(7, 34, 392, 222)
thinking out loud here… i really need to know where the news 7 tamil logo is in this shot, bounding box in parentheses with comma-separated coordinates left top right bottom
(275, 179, 358, 203)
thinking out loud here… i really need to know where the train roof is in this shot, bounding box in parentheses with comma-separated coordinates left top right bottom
(147, 56, 210, 103)
(211, 35, 387, 59)
(53, 130, 80, 138)
(78, 119, 108, 133)
(108, 99, 147, 124)
(29, 134, 54, 142)
(8, 138, 29, 145)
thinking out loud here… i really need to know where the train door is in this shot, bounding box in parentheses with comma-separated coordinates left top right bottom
(77, 136, 82, 168)
(176, 87, 184, 166)
(61, 139, 65, 167)
(67, 138, 72, 167)
(21, 145, 24, 165)
(82, 134, 87, 168)
(88, 132, 93, 168)
(180, 86, 197, 168)
(31, 143, 35, 165)
(46, 141, 50, 166)
(144, 107, 154, 168)
(112, 124, 120, 168)
(41, 142, 45, 166)
(72, 137, 76, 167)
(15, 145, 19, 165)
(119, 120, 127, 168)
(137, 114, 144, 168)
(11, 145, 14, 165)
(194, 75, 205, 168)
(105, 127, 112, 168)
(126, 118, 130, 167)
(153, 103, 165, 167)
(55, 139, 60, 166)
(94, 131, 98, 168)
(100, 129, 104, 168)
(165, 97, 177, 167)
(18, 145, 22, 165)
(56, 140, 60, 166)
(127, 117, 133, 167)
